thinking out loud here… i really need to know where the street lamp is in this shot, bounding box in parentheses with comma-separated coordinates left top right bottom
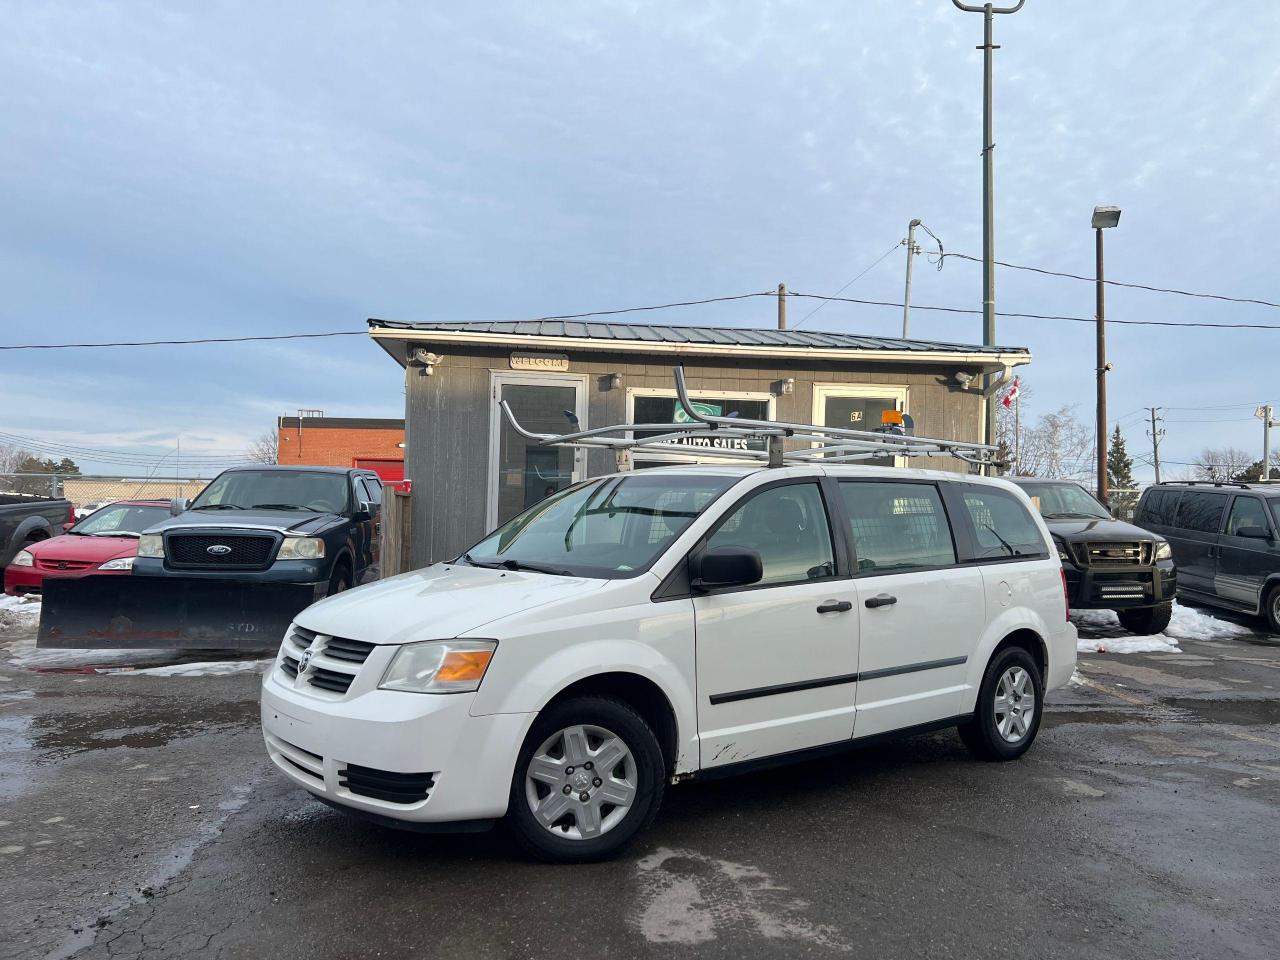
(1093, 205, 1121, 503)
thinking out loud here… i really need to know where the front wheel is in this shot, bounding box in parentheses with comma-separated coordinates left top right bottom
(326, 562, 352, 597)
(507, 696, 665, 863)
(1117, 601, 1173, 635)
(959, 646, 1044, 761)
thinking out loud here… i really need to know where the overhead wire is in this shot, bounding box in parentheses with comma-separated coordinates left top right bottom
(790, 242, 903, 329)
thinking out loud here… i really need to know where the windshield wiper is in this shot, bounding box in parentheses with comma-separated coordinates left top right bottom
(459, 553, 570, 575)
(979, 521, 1019, 557)
(250, 503, 319, 512)
(191, 503, 244, 510)
(1043, 512, 1105, 520)
(88, 531, 141, 538)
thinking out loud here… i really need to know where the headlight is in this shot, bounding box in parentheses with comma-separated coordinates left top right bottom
(1053, 537, 1073, 564)
(1154, 540, 1172, 561)
(379, 639, 497, 694)
(277, 537, 325, 560)
(11, 549, 34, 567)
(137, 534, 165, 558)
(99, 557, 135, 571)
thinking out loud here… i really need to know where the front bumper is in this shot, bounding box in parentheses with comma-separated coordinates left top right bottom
(134, 557, 329, 597)
(261, 667, 532, 825)
(1064, 561, 1177, 610)
(3, 565, 128, 596)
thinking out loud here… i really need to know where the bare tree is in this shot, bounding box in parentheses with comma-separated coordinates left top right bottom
(1009, 404, 1094, 482)
(246, 429, 278, 465)
(0, 441, 34, 475)
(1194, 447, 1253, 482)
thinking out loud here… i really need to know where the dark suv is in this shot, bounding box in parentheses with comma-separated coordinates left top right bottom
(1134, 481, 1280, 632)
(133, 466, 383, 598)
(1009, 478, 1176, 633)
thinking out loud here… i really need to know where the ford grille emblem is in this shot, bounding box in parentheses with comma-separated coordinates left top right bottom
(297, 649, 314, 673)
(207, 544, 233, 556)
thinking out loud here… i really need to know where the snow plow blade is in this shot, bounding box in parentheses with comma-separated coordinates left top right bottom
(37, 577, 319, 650)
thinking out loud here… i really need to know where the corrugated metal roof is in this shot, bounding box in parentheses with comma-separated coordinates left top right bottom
(367, 318, 1028, 355)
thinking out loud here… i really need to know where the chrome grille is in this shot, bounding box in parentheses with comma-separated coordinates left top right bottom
(276, 624, 377, 695)
(1082, 541, 1149, 566)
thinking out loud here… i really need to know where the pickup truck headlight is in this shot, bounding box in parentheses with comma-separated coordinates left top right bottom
(98, 557, 135, 571)
(277, 537, 325, 560)
(379, 639, 497, 694)
(137, 534, 165, 558)
(1053, 537, 1073, 564)
(11, 549, 34, 568)
(1154, 540, 1172, 562)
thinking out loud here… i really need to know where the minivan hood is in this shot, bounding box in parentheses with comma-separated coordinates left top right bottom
(146, 509, 343, 536)
(294, 563, 604, 644)
(1042, 517, 1159, 541)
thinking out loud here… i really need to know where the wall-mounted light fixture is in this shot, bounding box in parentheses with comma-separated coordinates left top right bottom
(772, 378, 795, 396)
(410, 348, 443, 377)
(607, 372, 623, 390)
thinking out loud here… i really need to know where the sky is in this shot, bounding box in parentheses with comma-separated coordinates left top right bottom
(1, 0, 1278, 480)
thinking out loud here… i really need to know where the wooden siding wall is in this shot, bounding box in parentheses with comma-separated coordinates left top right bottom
(403, 345, 987, 567)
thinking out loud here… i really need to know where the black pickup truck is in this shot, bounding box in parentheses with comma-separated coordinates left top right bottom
(133, 465, 384, 595)
(1, 492, 74, 569)
(1009, 478, 1177, 634)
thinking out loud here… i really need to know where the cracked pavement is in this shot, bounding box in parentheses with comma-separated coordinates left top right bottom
(2, 606, 1278, 960)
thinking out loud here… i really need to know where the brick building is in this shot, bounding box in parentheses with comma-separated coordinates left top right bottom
(275, 416, 405, 478)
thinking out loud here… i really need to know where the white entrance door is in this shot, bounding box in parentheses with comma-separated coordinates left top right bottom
(812, 383, 909, 467)
(487, 372, 588, 530)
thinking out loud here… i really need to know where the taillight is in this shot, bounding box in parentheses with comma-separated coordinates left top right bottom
(67, 504, 76, 524)
(1061, 568, 1071, 621)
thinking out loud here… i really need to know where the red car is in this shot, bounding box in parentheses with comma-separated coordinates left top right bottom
(4, 500, 172, 596)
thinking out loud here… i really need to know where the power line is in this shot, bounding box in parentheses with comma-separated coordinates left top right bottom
(791, 243, 902, 330)
(787, 292, 1280, 330)
(943, 252, 1280, 309)
(0, 430, 249, 466)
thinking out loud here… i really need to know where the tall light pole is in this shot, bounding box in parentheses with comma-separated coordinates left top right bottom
(951, 0, 1026, 453)
(1257, 404, 1277, 480)
(1093, 205, 1121, 503)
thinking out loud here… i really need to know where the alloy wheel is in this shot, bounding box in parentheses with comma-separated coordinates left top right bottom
(993, 665, 1036, 743)
(524, 724, 637, 840)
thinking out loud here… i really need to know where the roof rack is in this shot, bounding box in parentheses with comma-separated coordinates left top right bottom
(499, 366, 1000, 470)
(1156, 480, 1252, 489)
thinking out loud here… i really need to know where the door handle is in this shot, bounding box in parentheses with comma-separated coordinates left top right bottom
(816, 600, 853, 614)
(864, 594, 898, 609)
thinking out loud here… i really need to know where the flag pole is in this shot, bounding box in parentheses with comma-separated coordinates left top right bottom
(1013, 386, 1021, 475)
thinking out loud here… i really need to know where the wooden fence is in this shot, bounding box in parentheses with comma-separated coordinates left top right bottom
(380, 488, 414, 577)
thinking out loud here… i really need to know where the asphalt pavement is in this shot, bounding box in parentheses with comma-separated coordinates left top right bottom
(2, 603, 1278, 960)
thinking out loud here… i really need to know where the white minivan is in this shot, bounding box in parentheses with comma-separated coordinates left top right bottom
(261, 464, 1075, 861)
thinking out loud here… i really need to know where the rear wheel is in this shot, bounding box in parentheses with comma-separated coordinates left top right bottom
(1117, 601, 1173, 635)
(507, 696, 664, 863)
(959, 646, 1044, 761)
(1265, 585, 1280, 634)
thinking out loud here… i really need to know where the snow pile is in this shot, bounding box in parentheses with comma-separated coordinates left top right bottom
(1075, 600, 1253, 655)
(1078, 634, 1181, 655)
(0, 593, 42, 638)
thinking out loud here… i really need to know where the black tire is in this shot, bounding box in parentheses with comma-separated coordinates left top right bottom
(1117, 601, 1173, 635)
(958, 646, 1044, 762)
(506, 695, 665, 863)
(327, 561, 352, 596)
(1265, 585, 1280, 634)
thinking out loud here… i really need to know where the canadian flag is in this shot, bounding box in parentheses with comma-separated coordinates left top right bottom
(1001, 376, 1021, 409)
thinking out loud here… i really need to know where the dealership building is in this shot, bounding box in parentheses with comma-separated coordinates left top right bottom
(368, 319, 1031, 568)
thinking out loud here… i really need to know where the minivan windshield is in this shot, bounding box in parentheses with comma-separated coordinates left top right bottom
(190, 470, 350, 514)
(462, 473, 737, 578)
(1017, 481, 1110, 520)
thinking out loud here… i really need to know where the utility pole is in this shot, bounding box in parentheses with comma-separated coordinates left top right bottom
(1092, 206, 1121, 503)
(951, 0, 1026, 453)
(1147, 407, 1164, 484)
(1257, 404, 1276, 481)
(903, 220, 919, 338)
(777, 283, 787, 330)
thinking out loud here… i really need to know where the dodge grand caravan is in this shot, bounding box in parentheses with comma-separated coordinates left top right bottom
(261, 465, 1076, 861)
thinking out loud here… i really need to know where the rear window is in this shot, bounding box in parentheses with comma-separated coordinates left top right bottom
(839, 481, 956, 573)
(1138, 489, 1178, 526)
(1173, 491, 1228, 534)
(960, 486, 1047, 559)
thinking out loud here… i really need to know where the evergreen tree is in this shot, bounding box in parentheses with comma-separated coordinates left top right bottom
(1106, 424, 1135, 491)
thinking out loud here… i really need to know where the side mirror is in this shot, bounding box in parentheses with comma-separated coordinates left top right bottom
(691, 546, 764, 591)
(170, 498, 190, 516)
(62, 521, 75, 533)
(354, 500, 375, 521)
(1236, 525, 1272, 540)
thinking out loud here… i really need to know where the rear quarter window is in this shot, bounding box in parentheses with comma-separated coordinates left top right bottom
(1138, 489, 1176, 526)
(959, 486, 1047, 560)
